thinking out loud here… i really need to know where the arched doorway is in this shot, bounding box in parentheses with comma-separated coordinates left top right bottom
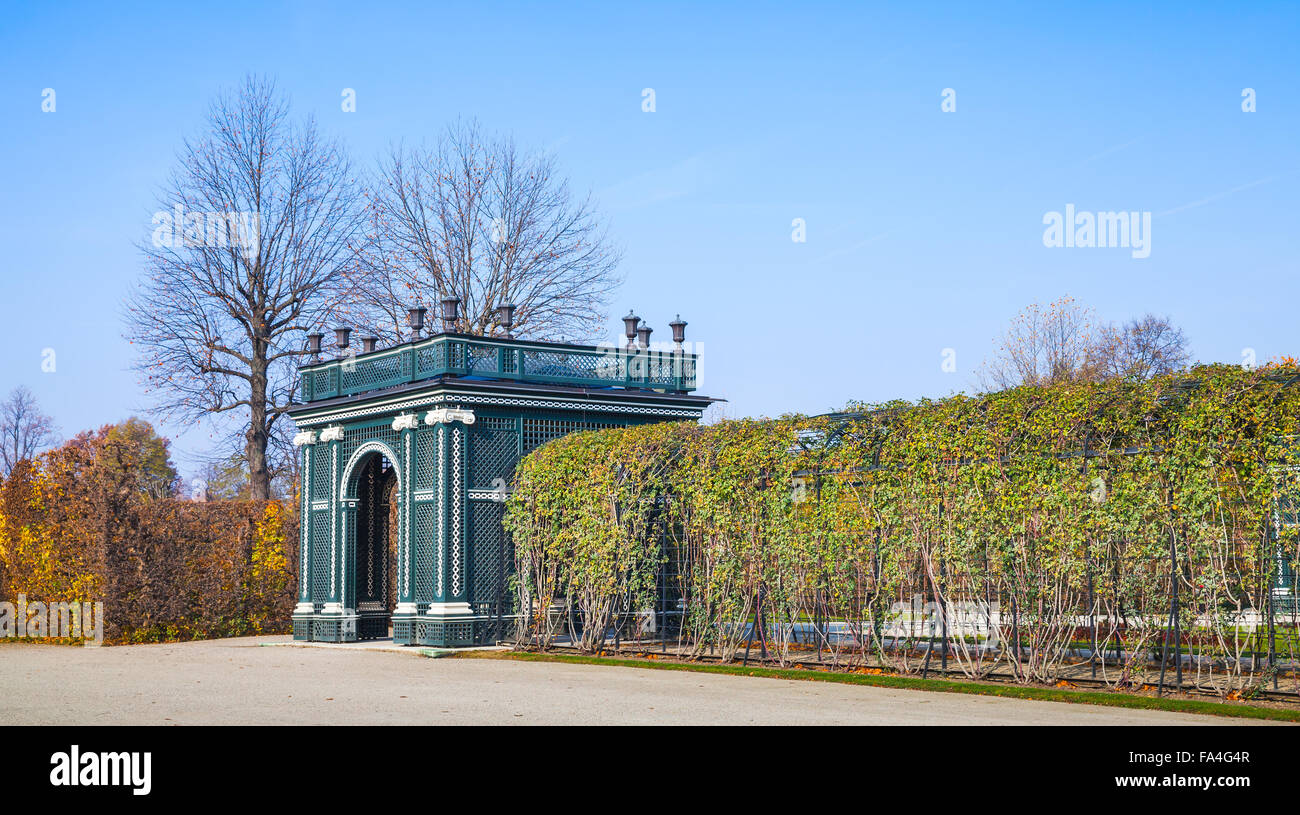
(354, 452, 399, 639)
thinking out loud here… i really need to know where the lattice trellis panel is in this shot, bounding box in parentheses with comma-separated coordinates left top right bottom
(413, 502, 438, 604)
(521, 349, 603, 380)
(310, 451, 331, 500)
(679, 356, 697, 383)
(340, 350, 412, 392)
(521, 416, 625, 453)
(469, 417, 519, 489)
(309, 510, 331, 607)
(467, 344, 498, 375)
(639, 354, 691, 388)
(341, 508, 356, 604)
(469, 501, 509, 616)
(309, 367, 337, 398)
(415, 429, 437, 491)
(415, 342, 447, 372)
(299, 447, 310, 599)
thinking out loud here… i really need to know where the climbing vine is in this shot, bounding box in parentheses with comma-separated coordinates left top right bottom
(505, 364, 1300, 695)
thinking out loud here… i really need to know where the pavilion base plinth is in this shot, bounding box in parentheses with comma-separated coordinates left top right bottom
(412, 602, 471, 647)
(414, 617, 476, 647)
(392, 604, 419, 645)
(294, 609, 516, 646)
(292, 602, 314, 641)
(298, 605, 359, 643)
(397, 603, 514, 647)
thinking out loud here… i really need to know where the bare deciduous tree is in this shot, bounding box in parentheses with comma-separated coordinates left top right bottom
(0, 386, 57, 477)
(977, 296, 1099, 390)
(979, 297, 1192, 391)
(346, 120, 622, 343)
(125, 76, 364, 500)
(1089, 314, 1191, 381)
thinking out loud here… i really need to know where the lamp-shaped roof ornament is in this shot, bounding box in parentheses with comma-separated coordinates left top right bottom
(622, 310, 640, 349)
(361, 336, 378, 354)
(668, 314, 687, 351)
(333, 327, 352, 356)
(407, 306, 427, 338)
(306, 332, 323, 364)
(496, 303, 516, 338)
(440, 295, 461, 332)
(636, 323, 653, 350)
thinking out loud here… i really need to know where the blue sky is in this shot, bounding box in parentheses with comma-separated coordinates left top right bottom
(1, 2, 1297, 479)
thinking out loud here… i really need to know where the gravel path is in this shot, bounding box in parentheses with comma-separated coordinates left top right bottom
(0, 637, 1273, 725)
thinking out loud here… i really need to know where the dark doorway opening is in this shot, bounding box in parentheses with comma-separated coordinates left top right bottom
(355, 453, 398, 640)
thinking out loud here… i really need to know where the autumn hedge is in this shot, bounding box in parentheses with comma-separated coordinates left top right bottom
(0, 426, 297, 643)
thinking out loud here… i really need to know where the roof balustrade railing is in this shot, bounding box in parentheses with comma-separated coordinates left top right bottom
(298, 333, 697, 403)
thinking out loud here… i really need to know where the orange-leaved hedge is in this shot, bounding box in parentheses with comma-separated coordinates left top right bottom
(0, 428, 297, 644)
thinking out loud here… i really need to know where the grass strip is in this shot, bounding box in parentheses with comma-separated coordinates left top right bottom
(460, 649, 1300, 723)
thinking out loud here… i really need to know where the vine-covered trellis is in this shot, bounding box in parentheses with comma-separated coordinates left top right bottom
(505, 364, 1300, 697)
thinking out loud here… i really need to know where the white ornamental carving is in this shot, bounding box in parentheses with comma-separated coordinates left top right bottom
(423, 407, 476, 425)
(292, 430, 318, 447)
(319, 426, 345, 442)
(391, 413, 420, 431)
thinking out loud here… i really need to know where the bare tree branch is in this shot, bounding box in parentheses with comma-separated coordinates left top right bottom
(978, 297, 1192, 391)
(1090, 314, 1192, 381)
(124, 76, 364, 499)
(0, 386, 58, 477)
(344, 120, 622, 343)
(977, 296, 1100, 390)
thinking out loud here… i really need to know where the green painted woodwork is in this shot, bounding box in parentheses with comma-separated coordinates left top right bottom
(299, 333, 697, 403)
(287, 332, 711, 647)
